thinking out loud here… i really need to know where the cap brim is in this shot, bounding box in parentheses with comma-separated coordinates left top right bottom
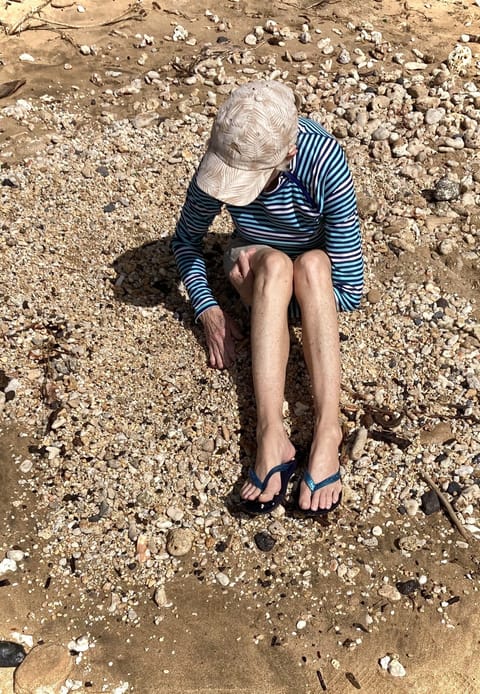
(196, 150, 274, 207)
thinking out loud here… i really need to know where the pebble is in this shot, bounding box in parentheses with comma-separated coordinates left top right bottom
(378, 584, 402, 602)
(166, 528, 194, 557)
(396, 579, 420, 595)
(433, 177, 460, 202)
(6, 549, 24, 562)
(153, 586, 168, 607)
(367, 288, 381, 304)
(67, 635, 89, 653)
(0, 641, 26, 667)
(296, 619, 307, 630)
(350, 427, 368, 461)
(215, 572, 230, 587)
(421, 489, 441, 515)
(19, 459, 33, 473)
(404, 499, 419, 517)
(19, 54, 35, 63)
(388, 659, 406, 677)
(399, 535, 426, 552)
(0, 558, 17, 575)
(254, 531, 276, 552)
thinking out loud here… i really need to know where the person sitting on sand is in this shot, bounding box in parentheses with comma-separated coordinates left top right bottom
(172, 79, 363, 516)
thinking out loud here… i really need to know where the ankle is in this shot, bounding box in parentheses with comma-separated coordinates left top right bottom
(312, 420, 342, 444)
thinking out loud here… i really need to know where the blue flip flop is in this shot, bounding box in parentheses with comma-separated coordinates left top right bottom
(239, 457, 297, 516)
(296, 469, 342, 516)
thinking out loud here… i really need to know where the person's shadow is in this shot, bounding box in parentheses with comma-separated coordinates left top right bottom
(111, 233, 318, 517)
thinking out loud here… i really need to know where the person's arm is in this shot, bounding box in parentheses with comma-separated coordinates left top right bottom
(171, 175, 223, 320)
(319, 140, 364, 311)
(172, 176, 242, 368)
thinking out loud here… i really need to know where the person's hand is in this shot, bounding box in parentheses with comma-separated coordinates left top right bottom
(199, 306, 243, 369)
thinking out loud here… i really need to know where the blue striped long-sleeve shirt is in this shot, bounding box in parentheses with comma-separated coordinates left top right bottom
(172, 116, 363, 320)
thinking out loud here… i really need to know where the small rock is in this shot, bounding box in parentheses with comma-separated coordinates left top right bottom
(367, 288, 381, 304)
(153, 586, 168, 607)
(132, 112, 161, 129)
(421, 489, 441, 515)
(433, 177, 460, 202)
(244, 34, 257, 46)
(350, 427, 368, 461)
(379, 655, 391, 670)
(438, 238, 456, 255)
(19, 54, 35, 63)
(216, 572, 230, 586)
(396, 579, 420, 595)
(166, 506, 184, 522)
(254, 531, 276, 552)
(372, 526, 383, 537)
(14, 643, 72, 694)
(0, 558, 17, 575)
(296, 619, 307, 630)
(0, 640, 26, 667)
(6, 549, 24, 563)
(404, 499, 419, 517)
(447, 481, 463, 496)
(378, 584, 402, 602)
(420, 421, 453, 444)
(388, 659, 406, 677)
(166, 528, 194, 557)
(399, 535, 425, 552)
(79, 45, 91, 56)
(67, 635, 89, 653)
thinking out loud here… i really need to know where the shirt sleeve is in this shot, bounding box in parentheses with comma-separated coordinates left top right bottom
(317, 140, 364, 311)
(171, 175, 223, 320)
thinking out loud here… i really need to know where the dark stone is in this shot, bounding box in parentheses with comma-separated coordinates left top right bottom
(436, 297, 449, 309)
(396, 579, 420, 595)
(0, 370, 9, 390)
(1, 178, 17, 187)
(216, 36, 230, 43)
(5, 390, 15, 402)
(254, 531, 276, 552)
(421, 489, 441, 515)
(446, 481, 463, 496)
(0, 640, 26, 667)
(215, 541, 228, 553)
(96, 166, 109, 177)
(433, 176, 460, 202)
(103, 202, 116, 213)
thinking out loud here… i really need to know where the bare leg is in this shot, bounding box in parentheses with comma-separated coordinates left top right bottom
(230, 248, 296, 502)
(293, 250, 342, 511)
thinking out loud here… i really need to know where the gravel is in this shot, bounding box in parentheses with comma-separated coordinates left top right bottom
(0, 10, 479, 639)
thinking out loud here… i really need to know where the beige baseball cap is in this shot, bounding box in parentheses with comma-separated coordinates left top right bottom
(196, 80, 299, 206)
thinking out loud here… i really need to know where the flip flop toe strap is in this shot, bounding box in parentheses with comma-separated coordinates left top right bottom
(303, 469, 341, 493)
(248, 459, 296, 492)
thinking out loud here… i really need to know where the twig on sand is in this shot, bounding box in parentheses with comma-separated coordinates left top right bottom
(420, 471, 473, 542)
(4, 1, 145, 34)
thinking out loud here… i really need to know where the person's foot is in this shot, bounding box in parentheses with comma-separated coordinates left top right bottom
(298, 426, 342, 512)
(240, 425, 296, 502)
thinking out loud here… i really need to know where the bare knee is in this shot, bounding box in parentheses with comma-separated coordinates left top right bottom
(293, 250, 332, 292)
(253, 249, 294, 282)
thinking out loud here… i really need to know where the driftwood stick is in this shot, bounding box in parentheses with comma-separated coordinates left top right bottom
(420, 471, 473, 542)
